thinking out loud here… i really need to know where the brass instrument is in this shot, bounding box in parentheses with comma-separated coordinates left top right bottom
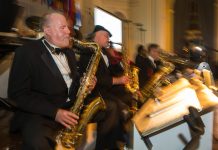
(139, 59, 175, 104)
(132, 53, 218, 137)
(124, 61, 140, 94)
(56, 97, 105, 150)
(116, 43, 139, 112)
(110, 42, 139, 111)
(55, 38, 106, 150)
(118, 43, 139, 94)
(160, 51, 197, 68)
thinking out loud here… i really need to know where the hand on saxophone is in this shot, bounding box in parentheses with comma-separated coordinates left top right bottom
(132, 90, 144, 104)
(112, 75, 130, 85)
(55, 109, 79, 129)
(136, 90, 143, 99)
(87, 76, 97, 92)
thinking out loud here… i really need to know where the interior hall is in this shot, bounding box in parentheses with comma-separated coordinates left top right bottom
(1, 0, 218, 149)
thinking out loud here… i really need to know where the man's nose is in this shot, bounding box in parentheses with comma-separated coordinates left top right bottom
(65, 27, 71, 34)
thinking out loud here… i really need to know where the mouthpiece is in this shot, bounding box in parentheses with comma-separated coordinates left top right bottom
(110, 41, 123, 46)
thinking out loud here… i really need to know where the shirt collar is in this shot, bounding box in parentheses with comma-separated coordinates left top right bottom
(148, 55, 155, 63)
(44, 39, 60, 49)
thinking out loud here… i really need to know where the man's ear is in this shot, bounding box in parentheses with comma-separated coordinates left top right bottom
(44, 27, 51, 36)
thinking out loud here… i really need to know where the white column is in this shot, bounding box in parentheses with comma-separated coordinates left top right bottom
(165, 0, 175, 53)
(80, 0, 95, 36)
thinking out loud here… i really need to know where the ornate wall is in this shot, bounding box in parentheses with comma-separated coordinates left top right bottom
(14, 0, 176, 61)
(128, 0, 175, 60)
(79, 0, 175, 61)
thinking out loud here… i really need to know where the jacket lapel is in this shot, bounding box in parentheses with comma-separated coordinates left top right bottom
(41, 48, 67, 87)
(63, 49, 78, 81)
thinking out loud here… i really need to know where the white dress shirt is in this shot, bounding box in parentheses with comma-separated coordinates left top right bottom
(42, 40, 72, 99)
(148, 55, 156, 68)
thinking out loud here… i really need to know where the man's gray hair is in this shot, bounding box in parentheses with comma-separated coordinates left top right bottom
(40, 11, 64, 31)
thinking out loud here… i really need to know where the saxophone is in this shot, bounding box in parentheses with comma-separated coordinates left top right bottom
(139, 58, 175, 104)
(55, 38, 106, 150)
(119, 44, 139, 94)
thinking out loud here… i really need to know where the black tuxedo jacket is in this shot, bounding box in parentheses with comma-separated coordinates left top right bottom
(8, 39, 80, 130)
(78, 51, 134, 106)
(78, 49, 132, 149)
(78, 51, 113, 99)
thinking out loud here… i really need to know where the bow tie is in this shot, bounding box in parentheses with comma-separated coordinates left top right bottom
(54, 48, 63, 55)
(43, 40, 64, 55)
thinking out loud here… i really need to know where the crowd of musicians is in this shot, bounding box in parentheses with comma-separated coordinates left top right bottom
(7, 11, 185, 150)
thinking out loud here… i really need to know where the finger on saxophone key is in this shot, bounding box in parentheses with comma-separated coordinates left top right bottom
(55, 109, 79, 128)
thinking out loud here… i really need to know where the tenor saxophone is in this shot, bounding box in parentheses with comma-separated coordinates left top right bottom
(55, 38, 106, 150)
(120, 45, 139, 94)
(123, 54, 140, 94)
(110, 42, 139, 94)
(140, 58, 175, 104)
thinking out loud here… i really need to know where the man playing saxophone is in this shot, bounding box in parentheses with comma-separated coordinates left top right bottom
(135, 43, 162, 88)
(104, 42, 140, 108)
(78, 25, 132, 150)
(8, 12, 96, 149)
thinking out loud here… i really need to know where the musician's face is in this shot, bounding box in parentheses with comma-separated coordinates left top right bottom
(94, 31, 110, 48)
(44, 13, 70, 48)
(150, 48, 160, 60)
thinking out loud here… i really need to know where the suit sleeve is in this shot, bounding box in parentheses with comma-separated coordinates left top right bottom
(95, 60, 113, 89)
(8, 47, 58, 119)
